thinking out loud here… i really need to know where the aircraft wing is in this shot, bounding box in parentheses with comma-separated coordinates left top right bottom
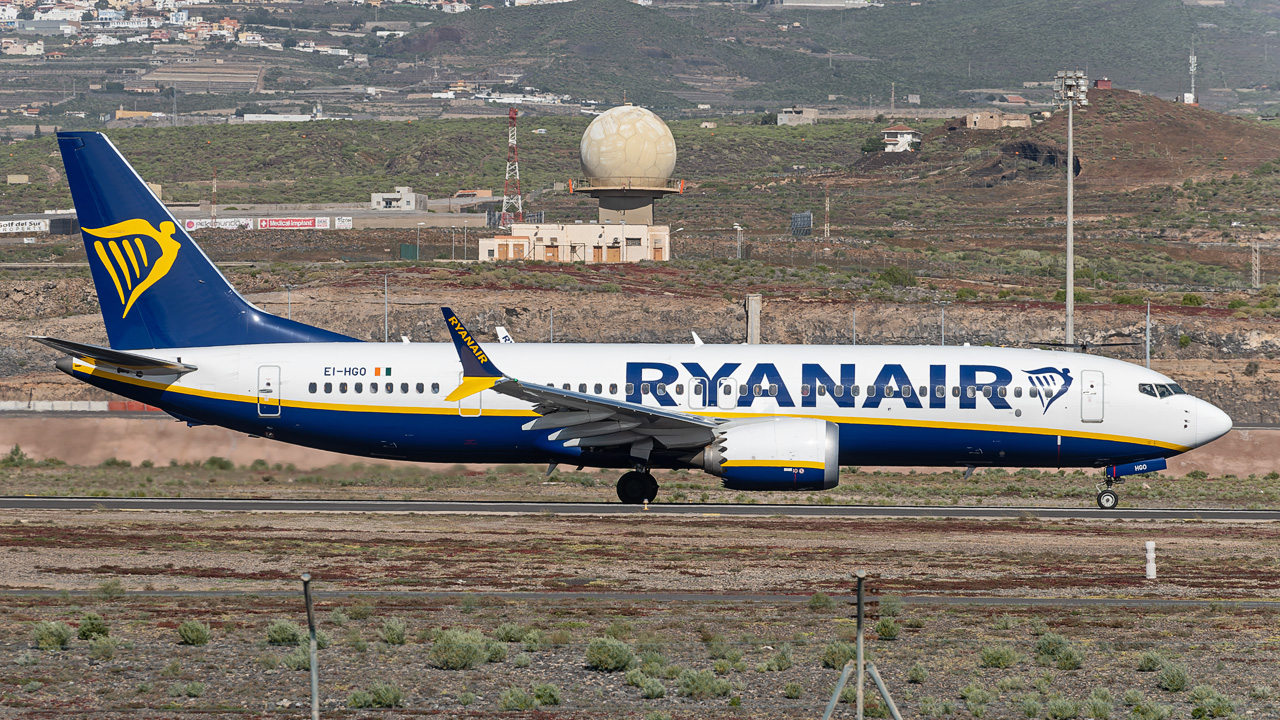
(30, 336, 197, 376)
(441, 308, 717, 454)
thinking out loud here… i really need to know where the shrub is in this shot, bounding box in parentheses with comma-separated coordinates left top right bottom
(1123, 689, 1145, 706)
(486, 640, 508, 663)
(177, 620, 211, 646)
(22, 681, 43, 693)
(328, 608, 348, 626)
(458, 691, 476, 705)
(808, 592, 836, 611)
(282, 645, 311, 671)
(1181, 293, 1204, 307)
(95, 579, 126, 600)
(641, 678, 666, 699)
(347, 601, 373, 620)
(1189, 685, 1234, 718)
(604, 619, 633, 639)
(880, 265, 917, 287)
(1131, 702, 1173, 720)
(1045, 698, 1079, 719)
(514, 652, 532, 668)
(993, 614, 1018, 630)
(1156, 662, 1189, 692)
(1034, 632, 1070, 658)
(89, 636, 121, 661)
(523, 629, 549, 651)
(429, 629, 489, 670)
(821, 640, 856, 668)
(78, 613, 109, 640)
(1083, 696, 1112, 720)
(168, 681, 204, 698)
(980, 645, 1019, 668)
(203, 456, 234, 470)
(783, 682, 803, 699)
(369, 683, 404, 708)
(761, 644, 793, 671)
(874, 617, 899, 641)
(878, 595, 903, 617)
(585, 637, 635, 672)
(907, 661, 928, 683)
(677, 669, 730, 699)
(1136, 650, 1163, 671)
(532, 682, 561, 705)
(266, 620, 304, 645)
(495, 622, 528, 642)
(15, 650, 38, 667)
(625, 668, 647, 687)
(377, 618, 406, 645)
(1020, 697, 1043, 718)
(1056, 645, 1085, 670)
(348, 690, 375, 708)
(499, 686, 538, 711)
(1249, 685, 1272, 699)
(31, 621, 73, 651)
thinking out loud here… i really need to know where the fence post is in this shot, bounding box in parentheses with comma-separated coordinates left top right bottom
(301, 573, 319, 720)
(856, 570, 866, 720)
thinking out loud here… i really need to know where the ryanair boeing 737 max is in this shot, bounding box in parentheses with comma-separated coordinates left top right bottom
(34, 132, 1233, 508)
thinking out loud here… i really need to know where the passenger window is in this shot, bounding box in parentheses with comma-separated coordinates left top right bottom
(935, 385, 945, 398)
(675, 384, 684, 395)
(339, 382, 348, 394)
(578, 383, 587, 393)
(370, 383, 378, 394)
(739, 384, 748, 396)
(429, 382, 437, 394)
(324, 382, 332, 394)
(1155, 385, 1172, 398)
(769, 384, 779, 397)
(626, 383, 635, 395)
(641, 383, 650, 395)
(355, 382, 363, 393)
(966, 386, 976, 399)
(1169, 384, 1187, 395)
(401, 383, 408, 394)
(1138, 383, 1157, 398)
(851, 385, 860, 397)
(563, 383, 570, 390)
(800, 384, 811, 397)
(1029, 386, 1040, 398)
(308, 382, 317, 393)
(817, 385, 826, 397)
(833, 385, 843, 398)
(754, 384, 763, 396)
(657, 383, 667, 396)
(951, 386, 960, 397)
(900, 385, 911, 398)
(982, 386, 992, 398)
(386, 382, 393, 394)
(884, 385, 896, 397)
(866, 385, 875, 397)
(918, 386, 927, 398)
(997, 386, 1007, 398)
(594, 383, 603, 394)
(1014, 387, 1022, 398)
(610, 383, 618, 394)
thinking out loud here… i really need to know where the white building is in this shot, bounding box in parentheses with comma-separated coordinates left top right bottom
(370, 186, 427, 211)
(880, 124, 921, 152)
(0, 6, 17, 20)
(480, 223, 669, 263)
(777, 107, 819, 126)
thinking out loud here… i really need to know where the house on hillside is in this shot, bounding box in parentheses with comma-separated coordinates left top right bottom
(880, 125, 920, 152)
(964, 111, 1032, 130)
(777, 107, 818, 126)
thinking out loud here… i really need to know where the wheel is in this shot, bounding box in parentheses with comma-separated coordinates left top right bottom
(1096, 489, 1119, 510)
(616, 471, 649, 504)
(643, 474, 659, 503)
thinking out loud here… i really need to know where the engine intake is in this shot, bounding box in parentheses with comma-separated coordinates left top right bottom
(701, 417, 840, 491)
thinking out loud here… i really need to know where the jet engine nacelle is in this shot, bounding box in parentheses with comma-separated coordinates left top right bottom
(700, 417, 840, 491)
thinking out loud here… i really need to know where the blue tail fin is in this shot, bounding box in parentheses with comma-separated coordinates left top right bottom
(57, 131, 358, 350)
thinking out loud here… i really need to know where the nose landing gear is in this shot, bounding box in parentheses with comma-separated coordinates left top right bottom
(617, 469, 659, 505)
(1095, 478, 1123, 510)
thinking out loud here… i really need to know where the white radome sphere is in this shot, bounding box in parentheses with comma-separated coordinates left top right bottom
(580, 105, 676, 186)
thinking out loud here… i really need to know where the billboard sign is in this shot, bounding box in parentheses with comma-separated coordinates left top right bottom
(258, 217, 331, 230)
(0, 219, 50, 234)
(183, 218, 253, 231)
(335, 216, 353, 230)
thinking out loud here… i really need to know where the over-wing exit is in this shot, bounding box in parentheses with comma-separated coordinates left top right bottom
(35, 132, 1233, 509)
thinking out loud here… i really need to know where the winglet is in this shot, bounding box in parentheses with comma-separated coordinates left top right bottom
(442, 307, 505, 401)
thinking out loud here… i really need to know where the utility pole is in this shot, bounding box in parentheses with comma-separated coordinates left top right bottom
(416, 222, 424, 262)
(890, 81, 895, 116)
(383, 274, 388, 342)
(1252, 240, 1261, 289)
(824, 186, 830, 239)
(733, 224, 743, 260)
(1145, 301, 1151, 370)
(1054, 70, 1088, 349)
(939, 301, 949, 346)
(211, 167, 217, 225)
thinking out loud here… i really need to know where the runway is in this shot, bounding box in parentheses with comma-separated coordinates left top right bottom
(3, 496, 1277, 521)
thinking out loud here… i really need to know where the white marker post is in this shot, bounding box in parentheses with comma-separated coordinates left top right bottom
(1145, 541, 1156, 580)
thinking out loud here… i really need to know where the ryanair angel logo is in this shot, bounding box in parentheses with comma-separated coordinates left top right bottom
(84, 219, 181, 318)
(1024, 366, 1072, 414)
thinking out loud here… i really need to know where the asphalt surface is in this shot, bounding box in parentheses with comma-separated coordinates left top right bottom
(2, 496, 1277, 521)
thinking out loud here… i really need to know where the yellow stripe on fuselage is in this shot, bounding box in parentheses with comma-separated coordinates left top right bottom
(722, 460, 825, 469)
(69, 361, 1187, 451)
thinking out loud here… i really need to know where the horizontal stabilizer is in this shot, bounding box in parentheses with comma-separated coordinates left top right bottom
(30, 336, 196, 376)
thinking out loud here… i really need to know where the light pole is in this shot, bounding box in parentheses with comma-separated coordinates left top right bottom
(285, 284, 294, 320)
(1054, 69, 1088, 349)
(938, 300, 949, 346)
(416, 222, 424, 261)
(450, 225, 456, 260)
(463, 224, 468, 261)
(733, 224, 743, 260)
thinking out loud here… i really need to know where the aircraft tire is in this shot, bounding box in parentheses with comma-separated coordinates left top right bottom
(1096, 489, 1119, 510)
(643, 474, 659, 503)
(617, 471, 649, 504)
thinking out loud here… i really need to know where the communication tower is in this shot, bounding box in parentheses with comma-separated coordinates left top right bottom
(500, 107, 523, 227)
(1189, 38, 1198, 104)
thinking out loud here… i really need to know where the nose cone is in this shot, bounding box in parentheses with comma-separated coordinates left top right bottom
(1194, 401, 1233, 447)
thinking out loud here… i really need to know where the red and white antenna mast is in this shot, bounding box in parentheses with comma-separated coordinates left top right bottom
(501, 107, 523, 226)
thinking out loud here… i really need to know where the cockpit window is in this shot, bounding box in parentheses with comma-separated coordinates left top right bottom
(1155, 384, 1173, 398)
(1138, 383, 1157, 398)
(1169, 383, 1187, 395)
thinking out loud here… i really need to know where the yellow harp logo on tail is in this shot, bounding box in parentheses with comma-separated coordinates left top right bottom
(83, 219, 181, 318)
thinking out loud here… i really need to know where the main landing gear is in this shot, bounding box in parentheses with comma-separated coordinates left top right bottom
(1095, 478, 1124, 510)
(617, 469, 659, 505)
